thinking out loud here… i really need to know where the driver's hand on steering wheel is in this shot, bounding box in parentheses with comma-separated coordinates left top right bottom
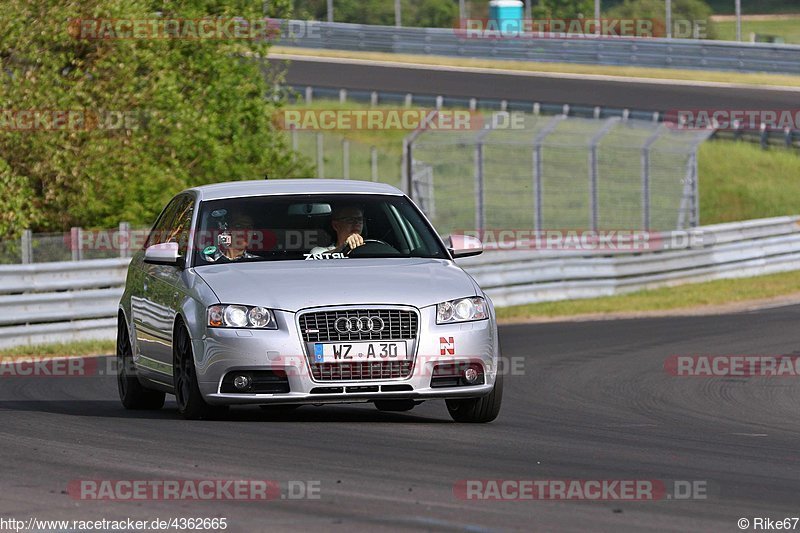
(343, 233, 364, 251)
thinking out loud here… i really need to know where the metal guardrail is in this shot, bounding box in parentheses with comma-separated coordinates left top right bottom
(459, 216, 800, 307)
(0, 258, 128, 348)
(288, 85, 800, 153)
(1, 217, 799, 348)
(280, 20, 800, 74)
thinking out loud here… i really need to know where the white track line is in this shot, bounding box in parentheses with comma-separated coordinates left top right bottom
(270, 52, 800, 93)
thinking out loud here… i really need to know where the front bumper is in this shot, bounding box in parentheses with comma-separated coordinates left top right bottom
(193, 305, 499, 406)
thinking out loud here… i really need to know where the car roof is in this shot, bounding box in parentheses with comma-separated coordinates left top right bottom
(188, 179, 405, 201)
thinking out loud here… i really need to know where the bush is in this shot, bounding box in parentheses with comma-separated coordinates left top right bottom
(0, 0, 311, 239)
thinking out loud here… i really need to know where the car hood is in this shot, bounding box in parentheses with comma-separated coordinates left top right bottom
(193, 258, 479, 312)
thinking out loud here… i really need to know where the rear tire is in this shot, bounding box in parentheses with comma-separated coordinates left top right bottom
(445, 373, 503, 423)
(117, 315, 165, 410)
(173, 321, 228, 420)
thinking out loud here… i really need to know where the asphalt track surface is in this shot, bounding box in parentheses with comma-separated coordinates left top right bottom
(272, 56, 800, 111)
(3, 305, 800, 532)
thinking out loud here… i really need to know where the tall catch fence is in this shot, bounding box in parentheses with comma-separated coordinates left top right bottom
(288, 112, 712, 235)
(404, 113, 713, 235)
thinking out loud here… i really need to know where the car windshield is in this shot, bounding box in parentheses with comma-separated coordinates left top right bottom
(192, 193, 448, 265)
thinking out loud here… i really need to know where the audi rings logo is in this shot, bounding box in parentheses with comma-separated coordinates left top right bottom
(334, 316, 385, 333)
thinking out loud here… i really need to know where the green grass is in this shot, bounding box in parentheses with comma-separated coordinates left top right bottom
(714, 16, 800, 44)
(496, 269, 800, 321)
(706, 0, 800, 15)
(698, 140, 800, 224)
(0, 339, 114, 359)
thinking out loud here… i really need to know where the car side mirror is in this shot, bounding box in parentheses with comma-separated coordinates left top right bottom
(445, 235, 483, 258)
(144, 242, 182, 266)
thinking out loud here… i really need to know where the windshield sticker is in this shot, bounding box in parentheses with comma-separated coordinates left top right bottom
(303, 252, 348, 260)
(203, 245, 217, 255)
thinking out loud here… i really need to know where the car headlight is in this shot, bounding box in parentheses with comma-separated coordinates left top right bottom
(436, 297, 488, 324)
(208, 304, 277, 329)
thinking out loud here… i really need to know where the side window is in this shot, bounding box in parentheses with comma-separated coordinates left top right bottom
(145, 197, 182, 248)
(169, 197, 194, 258)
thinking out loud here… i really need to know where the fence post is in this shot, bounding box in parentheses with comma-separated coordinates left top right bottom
(291, 129, 298, 151)
(71, 227, 83, 261)
(305, 86, 313, 104)
(21, 229, 32, 264)
(474, 126, 495, 233)
(641, 125, 666, 232)
(402, 137, 412, 196)
(119, 221, 130, 258)
(532, 115, 567, 232)
(342, 139, 350, 179)
(402, 110, 439, 197)
(316, 133, 325, 179)
(370, 91, 378, 107)
(370, 146, 378, 182)
(691, 151, 700, 227)
(474, 141, 484, 233)
(339, 88, 347, 104)
(588, 117, 621, 232)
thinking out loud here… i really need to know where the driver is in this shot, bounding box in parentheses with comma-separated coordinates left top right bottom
(203, 212, 259, 262)
(310, 205, 365, 255)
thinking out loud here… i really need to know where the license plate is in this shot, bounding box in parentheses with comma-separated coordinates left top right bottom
(313, 342, 408, 363)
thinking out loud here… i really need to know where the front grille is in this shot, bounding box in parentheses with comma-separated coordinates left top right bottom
(311, 361, 413, 381)
(299, 309, 418, 343)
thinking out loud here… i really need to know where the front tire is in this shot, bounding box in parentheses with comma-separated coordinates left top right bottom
(173, 321, 227, 420)
(445, 373, 503, 423)
(117, 315, 165, 410)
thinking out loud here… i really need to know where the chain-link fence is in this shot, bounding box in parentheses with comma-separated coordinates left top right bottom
(288, 129, 402, 189)
(0, 224, 145, 265)
(286, 110, 712, 235)
(407, 113, 714, 236)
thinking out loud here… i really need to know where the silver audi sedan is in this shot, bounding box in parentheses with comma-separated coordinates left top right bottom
(117, 179, 502, 422)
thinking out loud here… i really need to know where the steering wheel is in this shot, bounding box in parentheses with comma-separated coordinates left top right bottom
(341, 239, 392, 256)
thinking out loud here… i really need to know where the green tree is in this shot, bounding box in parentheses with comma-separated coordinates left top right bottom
(414, 0, 458, 28)
(293, 0, 457, 28)
(606, 0, 716, 38)
(0, 0, 310, 239)
(532, 0, 595, 19)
